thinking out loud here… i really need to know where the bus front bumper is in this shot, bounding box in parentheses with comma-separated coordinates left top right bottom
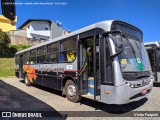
(114, 80, 153, 105)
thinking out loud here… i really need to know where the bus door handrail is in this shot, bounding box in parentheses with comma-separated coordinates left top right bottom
(79, 62, 88, 75)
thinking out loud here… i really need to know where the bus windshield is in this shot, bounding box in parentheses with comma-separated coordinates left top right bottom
(118, 36, 151, 72)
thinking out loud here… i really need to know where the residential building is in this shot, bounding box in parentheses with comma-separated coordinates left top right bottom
(62, 30, 71, 35)
(18, 19, 51, 40)
(7, 19, 71, 46)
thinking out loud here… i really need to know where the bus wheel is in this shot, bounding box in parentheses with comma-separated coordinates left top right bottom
(24, 74, 31, 86)
(65, 80, 81, 103)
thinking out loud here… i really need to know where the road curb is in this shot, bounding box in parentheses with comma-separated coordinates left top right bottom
(0, 76, 16, 79)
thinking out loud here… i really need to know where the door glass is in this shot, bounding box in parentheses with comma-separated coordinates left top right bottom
(100, 37, 113, 84)
(95, 36, 100, 95)
(157, 50, 160, 72)
(78, 37, 94, 92)
(148, 50, 156, 71)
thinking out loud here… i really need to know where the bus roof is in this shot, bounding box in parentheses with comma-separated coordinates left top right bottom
(16, 20, 141, 55)
(144, 42, 160, 47)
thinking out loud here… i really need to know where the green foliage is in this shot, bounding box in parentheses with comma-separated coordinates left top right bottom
(10, 45, 31, 51)
(0, 30, 11, 57)
(0, 30, 31, 58)
(0, 58, 15, 77)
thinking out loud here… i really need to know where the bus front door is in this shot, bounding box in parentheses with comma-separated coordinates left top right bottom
(78, 39, 88, 94)
(78, 36, 100, 98)
(19, 55, 24, 78)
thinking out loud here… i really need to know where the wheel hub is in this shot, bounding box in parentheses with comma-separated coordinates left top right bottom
(67, 85, 76, 97)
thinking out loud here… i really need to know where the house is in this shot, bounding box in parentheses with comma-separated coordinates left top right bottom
(0, 15, 17, 32)
(8, 19, 71, 46)
(18, 19, 53, 41)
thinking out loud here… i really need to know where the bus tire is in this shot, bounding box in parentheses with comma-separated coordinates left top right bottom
(65, 80, 81, 103)
(24, 74, 31, 86)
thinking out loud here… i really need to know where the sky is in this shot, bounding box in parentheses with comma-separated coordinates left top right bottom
(0, 0, 160, 42)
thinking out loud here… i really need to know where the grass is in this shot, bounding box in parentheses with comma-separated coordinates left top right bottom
(0, 58, 15, 77)
(10, 45, 31, 51)
(0, 45, 30, 77)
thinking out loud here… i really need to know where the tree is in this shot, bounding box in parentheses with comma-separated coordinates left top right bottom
(0, 29, 11, 57)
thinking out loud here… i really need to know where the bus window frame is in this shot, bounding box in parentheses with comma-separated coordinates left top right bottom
(47, 42, 59, 63)
(23, 51, 30, 64)
(29, 49, 37, 64)
(99, 35, 114, 85)
(156, 48, 160, 72)
(37, 46, 47, 64)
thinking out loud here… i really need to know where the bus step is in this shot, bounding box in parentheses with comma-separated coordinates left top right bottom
(81, 94, 101, 101)
(96, 95, 101, 101)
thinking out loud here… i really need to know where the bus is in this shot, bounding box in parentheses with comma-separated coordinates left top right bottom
(144, 42, 160, 83)
(15, 20, 153, 105)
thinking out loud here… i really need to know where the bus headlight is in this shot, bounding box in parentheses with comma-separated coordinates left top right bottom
(125, 82, 135, 88)
(126, 82, 131, 87)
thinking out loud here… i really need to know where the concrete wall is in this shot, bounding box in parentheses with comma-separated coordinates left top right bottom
(7, 30, 46, 46)
(27, 38, 47, 46)
(8, 30, 28, 45)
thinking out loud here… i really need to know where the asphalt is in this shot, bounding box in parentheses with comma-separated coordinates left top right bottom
(0, 77, 160, 120)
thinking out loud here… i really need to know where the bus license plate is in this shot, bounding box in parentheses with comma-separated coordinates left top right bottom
(142, 89, 147, 94)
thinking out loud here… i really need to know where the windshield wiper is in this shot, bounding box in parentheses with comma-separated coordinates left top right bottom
(134, 40, 143, 60)
(122, 35, 137, 59)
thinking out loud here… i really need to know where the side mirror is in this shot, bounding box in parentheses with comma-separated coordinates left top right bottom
(110, 49, 122, 58)
(102, 30, 123, 58)
(1, 0, 16, 21)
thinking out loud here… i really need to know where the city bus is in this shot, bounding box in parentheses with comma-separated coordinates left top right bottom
(144, 42, 160, 83)
(15, 20, 153, 105)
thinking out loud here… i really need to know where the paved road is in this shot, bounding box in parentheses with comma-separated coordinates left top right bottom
(0, 77, 160, 120)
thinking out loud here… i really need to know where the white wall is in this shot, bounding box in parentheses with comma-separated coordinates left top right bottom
(31, 34, 49, 40)
(25, 21, 51, 40)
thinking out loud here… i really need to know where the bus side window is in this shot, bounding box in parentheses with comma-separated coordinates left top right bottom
(50, 53, 58, 63)
(106, 40, 113, 83)
(47, 43, 58, 63)
(60, 37, 76, 62)
(29, 57, 36, 64)
(45, 54, 50, 63)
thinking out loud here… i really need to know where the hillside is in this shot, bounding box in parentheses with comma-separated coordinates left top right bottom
(0, 58, 15, 77)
